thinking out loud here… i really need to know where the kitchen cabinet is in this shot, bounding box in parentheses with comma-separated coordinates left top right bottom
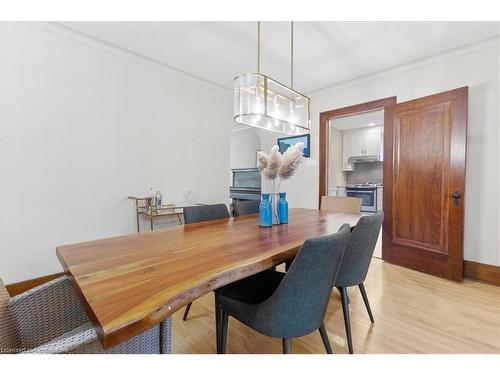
(364, 127, 382, 156)
(342, 133, 354, 170)
(342, 126, 382, 171)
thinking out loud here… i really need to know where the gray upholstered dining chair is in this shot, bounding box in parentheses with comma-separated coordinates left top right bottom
(183, 203, 230, 226)
(233, 200, 260, 217)
(215, 224, 351, 354)
(0, 275, 171, 354)
(334, 211, 383, 354)
(182, 203, 230, 321)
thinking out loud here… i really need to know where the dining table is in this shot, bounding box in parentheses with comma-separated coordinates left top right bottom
(56, 208, 361, 349)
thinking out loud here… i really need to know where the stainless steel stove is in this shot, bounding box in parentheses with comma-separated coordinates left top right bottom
(345, 183, 381, 212)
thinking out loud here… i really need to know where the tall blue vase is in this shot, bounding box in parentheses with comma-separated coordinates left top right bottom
(259, 193, 272, 227)
(278, 192, 288, 224)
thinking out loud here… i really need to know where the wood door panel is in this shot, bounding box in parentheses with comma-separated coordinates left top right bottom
(383, 87, 467, 281)
(393, 103, 451, 253)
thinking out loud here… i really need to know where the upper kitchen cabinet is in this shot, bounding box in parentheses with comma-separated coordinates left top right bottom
(342, 126, 383, 171)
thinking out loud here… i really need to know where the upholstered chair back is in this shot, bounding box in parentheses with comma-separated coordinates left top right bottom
(253, 224, 351, 338)
(335, 212, 384, 287)
(183, 204, 230, 224)
(233, 200, 260, 217)
(320, 196, 362, 215)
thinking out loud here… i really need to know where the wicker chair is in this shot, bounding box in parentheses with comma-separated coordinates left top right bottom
(0, 275, 172, 354)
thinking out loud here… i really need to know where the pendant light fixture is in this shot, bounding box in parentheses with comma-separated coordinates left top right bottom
(233, 22, 311, 135)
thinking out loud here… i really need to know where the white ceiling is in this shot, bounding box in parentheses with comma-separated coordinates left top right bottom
(60, 22, 499, 93)
(330, 110, 384, 131)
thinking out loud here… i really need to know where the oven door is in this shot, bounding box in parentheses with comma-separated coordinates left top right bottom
(346, 188, 377, 212)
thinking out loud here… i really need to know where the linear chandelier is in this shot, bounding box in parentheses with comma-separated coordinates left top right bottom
(233, 22, 311, 135)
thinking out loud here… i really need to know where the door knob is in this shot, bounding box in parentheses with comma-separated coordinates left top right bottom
(452, 191, 461, 207)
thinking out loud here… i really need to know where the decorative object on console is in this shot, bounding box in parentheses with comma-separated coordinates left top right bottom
(155, 191, 163, 213)
(233, 21, 310, 135)
(256, 143, 303, 225)
(148, 188, 163, 214)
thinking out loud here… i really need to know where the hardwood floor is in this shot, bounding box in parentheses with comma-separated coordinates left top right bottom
(172, 258, 500, 354)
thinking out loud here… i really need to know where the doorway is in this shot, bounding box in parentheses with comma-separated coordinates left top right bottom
(320, 98, 395, 259)
(328, 109, 385, 258)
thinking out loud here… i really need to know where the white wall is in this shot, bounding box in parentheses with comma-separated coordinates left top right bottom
(230, 128, 261, 169)
(327, 125, 345, 191)
(261, 38, 500, 267)
(0, 23, 233, 283)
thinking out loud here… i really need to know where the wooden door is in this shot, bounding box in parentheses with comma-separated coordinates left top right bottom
(382, 87, 468, 280)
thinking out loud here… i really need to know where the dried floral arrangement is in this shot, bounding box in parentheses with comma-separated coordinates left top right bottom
(257, 142, 304, 194)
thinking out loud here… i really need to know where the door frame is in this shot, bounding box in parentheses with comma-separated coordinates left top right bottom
(318, 96, 397, 209)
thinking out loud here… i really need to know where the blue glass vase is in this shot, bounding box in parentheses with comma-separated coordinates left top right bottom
(278, 192, 288, 224)
(259, 193, 272, 227)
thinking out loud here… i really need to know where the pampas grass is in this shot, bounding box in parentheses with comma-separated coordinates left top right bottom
(256, 151, 268, 170)
(258, 142, 304, 194)
(279, 142, 304, 180)
(265, 145, 281, 180)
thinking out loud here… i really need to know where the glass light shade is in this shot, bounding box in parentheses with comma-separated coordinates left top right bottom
(233, 73, 310, 135)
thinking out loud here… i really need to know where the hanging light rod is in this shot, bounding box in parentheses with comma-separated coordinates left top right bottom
(291, 21, 293, 89)
(257, 21, 261, 74)
(233, 21, 311, 136)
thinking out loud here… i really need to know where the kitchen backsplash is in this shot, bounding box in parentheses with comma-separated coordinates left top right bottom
(346, 161, 383, 184)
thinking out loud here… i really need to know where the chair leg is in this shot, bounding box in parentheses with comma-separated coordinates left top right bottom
(282, 338, 292, 354)
(220, 310, 229, 354)
(337, 286, 350, 304)
(318, 323, 333, 354)
(358, 283, 374, 323)
(182, 302, 192, 321)
(215, 297, 222, 353)
(339, 287, 354, 354)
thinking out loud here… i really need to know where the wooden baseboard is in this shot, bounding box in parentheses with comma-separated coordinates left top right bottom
(6, 272, 66, 296)
(464, 260, 500, 286)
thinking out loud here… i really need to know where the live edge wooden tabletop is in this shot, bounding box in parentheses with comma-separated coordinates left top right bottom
(56, 208, 361, 349)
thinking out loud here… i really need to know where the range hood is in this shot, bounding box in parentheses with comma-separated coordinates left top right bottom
(351, 155, 380, 163)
